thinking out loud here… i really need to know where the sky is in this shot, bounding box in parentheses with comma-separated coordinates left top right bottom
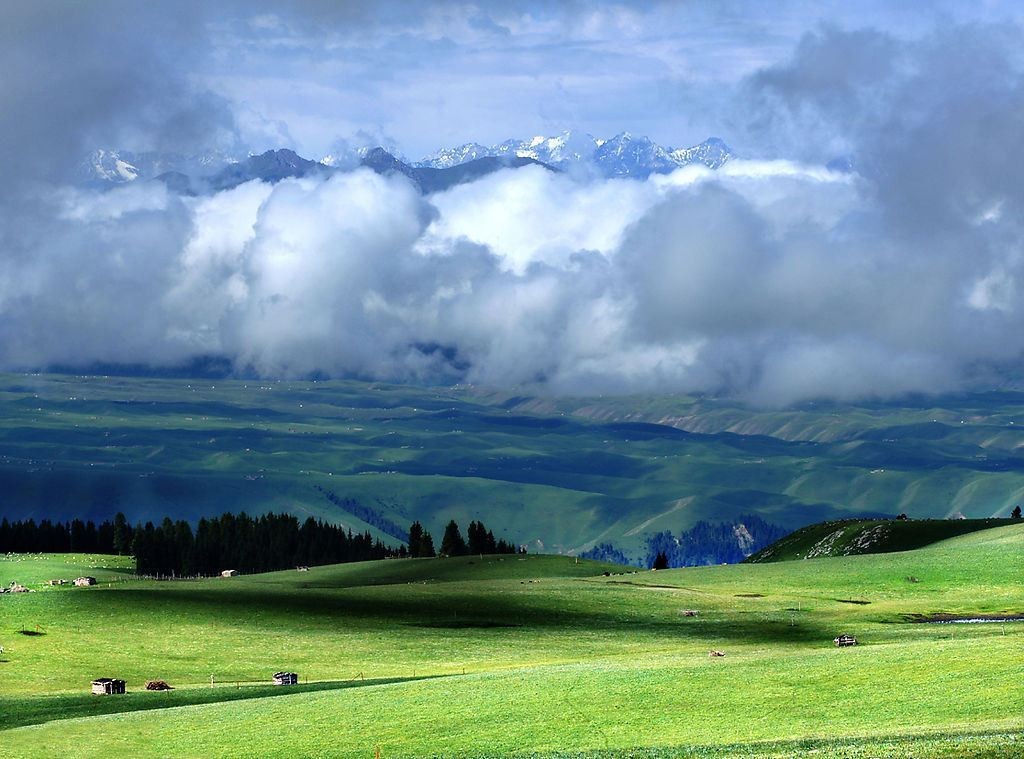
(2, 1, 1024, 405)
(205, 1, 1019, 159)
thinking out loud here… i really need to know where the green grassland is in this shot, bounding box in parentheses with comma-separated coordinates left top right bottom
(4, 373, 1024, 557)
(1, 525, 1021, 757)
(746, 517, 1014, 562)
(0, 553, 135, 586)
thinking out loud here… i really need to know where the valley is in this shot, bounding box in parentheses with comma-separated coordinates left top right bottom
(2, 373, 1024, 560)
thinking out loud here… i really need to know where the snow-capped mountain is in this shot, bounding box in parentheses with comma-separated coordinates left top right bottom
(79, 131, 733, 193)
(417, 142, 492, 170)
(416, 130, 732, 177)
(669, 137, 732, 170)
(80, 149, 142, 183)
(593, 132, 679, 177)
(320, 144, 411, 169)
(78, 149, 239, 185)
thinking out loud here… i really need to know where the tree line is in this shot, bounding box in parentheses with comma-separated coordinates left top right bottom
(132, 513, 395, 576)
(0, 512, 517, 574)
(406, 519, 518, 557)
(0, 514, 131, 555)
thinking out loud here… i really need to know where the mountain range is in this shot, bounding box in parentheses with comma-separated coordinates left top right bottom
(79, 131, 733, 195)
(415, 131, 732, 177)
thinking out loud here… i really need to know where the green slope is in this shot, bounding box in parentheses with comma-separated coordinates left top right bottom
(4, 373, 1024, 557)
(0, 525, 1021, 756)
(746, 517, 1017, 562)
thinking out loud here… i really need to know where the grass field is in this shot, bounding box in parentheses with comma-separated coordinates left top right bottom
(1, 524, 1021, 757)
(4, 373, 1024, 558)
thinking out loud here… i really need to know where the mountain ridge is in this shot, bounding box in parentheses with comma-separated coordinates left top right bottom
(80, 130, 733, 190)
(416, 130, 732, 177)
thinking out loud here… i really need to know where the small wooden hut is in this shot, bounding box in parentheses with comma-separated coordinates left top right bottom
(220, 569, 237, 578)
(74, 576, 97, 587)
(273, 671, 298, 686)
(91, 678, 126, 695)
(834, 633, 858, 647)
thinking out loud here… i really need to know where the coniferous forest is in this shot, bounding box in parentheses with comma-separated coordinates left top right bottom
(0, 512, 515, 576)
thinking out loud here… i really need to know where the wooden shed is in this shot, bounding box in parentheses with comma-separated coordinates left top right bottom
(91, 678, 126, 695)
(74, 576, 97, 587)
(834, 634, 858, 647)
(273, 671, 298, 686)
(220, 569, 237, 578)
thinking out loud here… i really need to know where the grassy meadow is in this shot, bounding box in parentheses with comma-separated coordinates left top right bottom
(4, 373, 1024, 558)
(1, 524, 1022, 757)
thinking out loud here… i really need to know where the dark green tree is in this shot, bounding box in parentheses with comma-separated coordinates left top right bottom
(408, 521, 424, 557)
(467, 520, 487, 554)
(440, 520, 467, 556)
(420, 531, 436, 557)
(652, 551, 669, 570)
(1012, 505, 1022, 519)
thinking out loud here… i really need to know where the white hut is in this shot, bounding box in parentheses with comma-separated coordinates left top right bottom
(91, 678, 126, 695)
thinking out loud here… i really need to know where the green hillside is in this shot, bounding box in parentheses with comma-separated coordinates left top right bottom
(3, 373, 1024, 557)
(746, 518, 1016, 562)
(0, 525, 1021, 756)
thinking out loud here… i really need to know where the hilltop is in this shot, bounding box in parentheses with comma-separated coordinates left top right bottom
(746, 517, 1016, 562)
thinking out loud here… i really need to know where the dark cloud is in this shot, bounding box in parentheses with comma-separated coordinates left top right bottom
(0, 2, 235, 187)
(3, 7, 1024, 406)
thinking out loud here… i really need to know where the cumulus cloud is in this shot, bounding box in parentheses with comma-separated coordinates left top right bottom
(4, 6, 1024, 406)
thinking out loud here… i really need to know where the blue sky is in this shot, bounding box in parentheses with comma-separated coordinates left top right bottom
(191, 1, 1024, 158)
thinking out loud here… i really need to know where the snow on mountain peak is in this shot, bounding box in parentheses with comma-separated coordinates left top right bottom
(81, 132, 733, 190)
(414, 132, 731, 177)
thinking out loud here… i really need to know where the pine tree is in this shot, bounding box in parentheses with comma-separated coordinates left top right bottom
(440, 520, 467, 556)
(1012, 505, 1022, 519)
(652, 551, 669, 570)
(408, 521, 424, 557)
(467, 520, 487, 554)
(421, 531, 436, 557)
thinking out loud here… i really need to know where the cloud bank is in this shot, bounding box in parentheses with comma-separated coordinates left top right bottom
(3, 6, 1024, 406)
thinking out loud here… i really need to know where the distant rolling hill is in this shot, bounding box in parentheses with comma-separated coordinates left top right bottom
(746, 517, 1016, 562)
(3, 373, 1024, 561)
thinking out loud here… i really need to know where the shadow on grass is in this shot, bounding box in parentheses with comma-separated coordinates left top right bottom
(0, 675, 444, 731)
(75, 584, 838, 649)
